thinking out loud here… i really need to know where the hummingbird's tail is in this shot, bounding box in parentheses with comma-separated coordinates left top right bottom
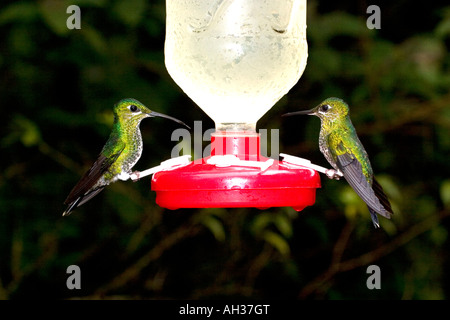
(368, 207, 380, 228)
(63, 199, 80, 216)
(63, 187, 105, 216)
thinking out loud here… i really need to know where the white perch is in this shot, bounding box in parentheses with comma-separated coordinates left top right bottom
(279, 153, 343, 180)
(130, 155, 192, 181)
(206, 155, 274, 172)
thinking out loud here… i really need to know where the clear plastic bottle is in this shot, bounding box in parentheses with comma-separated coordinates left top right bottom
(165, 0, 308, 132)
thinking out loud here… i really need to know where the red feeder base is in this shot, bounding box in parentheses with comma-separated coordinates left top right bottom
(151, 131, 321, 211)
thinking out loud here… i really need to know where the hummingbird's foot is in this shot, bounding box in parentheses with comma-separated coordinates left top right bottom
(131, 171, 141, 182)
(325, 169, 343, 180)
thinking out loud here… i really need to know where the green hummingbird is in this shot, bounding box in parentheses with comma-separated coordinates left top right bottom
(63, 98, 189, 216)
(283, 97, 393, 228)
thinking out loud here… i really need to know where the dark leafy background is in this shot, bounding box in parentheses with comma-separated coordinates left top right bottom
(0, 0, 449, 299)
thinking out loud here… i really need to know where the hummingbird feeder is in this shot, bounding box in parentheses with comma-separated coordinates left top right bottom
(151, 0, 322, 210)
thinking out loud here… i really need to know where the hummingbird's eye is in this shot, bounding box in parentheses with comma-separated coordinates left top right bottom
(320, 104, 331, 112)
(129, 105, 138, 112)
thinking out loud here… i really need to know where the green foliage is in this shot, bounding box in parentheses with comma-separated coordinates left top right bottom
(250, 211, 294, 256)
(0, 0, 449, 300)
(441, 180, 450, 209)
(195, 209, 227, 242)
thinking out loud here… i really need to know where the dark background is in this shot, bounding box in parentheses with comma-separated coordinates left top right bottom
(0, 0, 449, 299)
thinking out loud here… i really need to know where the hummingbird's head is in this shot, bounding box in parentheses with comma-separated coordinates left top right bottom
(114, 98, 152, 124)
(283, 97, 349, 123)
(113, 98, 190, 129)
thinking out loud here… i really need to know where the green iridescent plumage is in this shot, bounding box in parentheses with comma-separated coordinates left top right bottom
(63, 98, 189, 216)
(284, 97, 393, 228)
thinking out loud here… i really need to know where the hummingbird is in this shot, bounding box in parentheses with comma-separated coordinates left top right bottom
(62, 98, 189, 216)
(283, 97, 393, 228)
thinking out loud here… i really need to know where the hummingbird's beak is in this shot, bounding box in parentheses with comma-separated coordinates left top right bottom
(148, 111, 191, 129)
(282, 108, 315, 117)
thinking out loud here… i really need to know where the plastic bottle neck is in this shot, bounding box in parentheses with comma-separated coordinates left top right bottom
(211, 131, 260, 161)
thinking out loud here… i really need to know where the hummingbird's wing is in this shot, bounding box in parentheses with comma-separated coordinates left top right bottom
(329, 137, 392, 221)
(372, 177, 394, 214)
(63, 140, 126, 215)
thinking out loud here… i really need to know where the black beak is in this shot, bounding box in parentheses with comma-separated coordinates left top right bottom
(149, 111, 191, 130)
(282, 108, 315, 117)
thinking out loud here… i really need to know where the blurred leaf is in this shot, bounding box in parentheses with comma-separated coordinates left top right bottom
(396, 36, 446, 97)
(435, 7, 450, 38)
(340, 185, 364, 222)
(0, 2, 39, 25)
(440, 180, 450, 208)
(200, 215, 226, 242)
(429, 225, 448, 246)
(250, 212, 273, 235)
(250, 212, 293, 238)
(80, 24, 109, 56)
(273, 214, 293, 238)
(436, 116, 450, 149)
(9, 25, 36, 57)
(304, 215, 329, 243)
(309, 11, 368, 44)
(38, 0, 71, 36)
(435, 18, 450, 38)
(2, 116, 42, 147)
(107, 188, 141, 226)
(112, 0, 147, 27)
(414, 196, 438, 219)
(262, 230, 290, 256)
(71, 0, 109, 7)
(308, 48, 341, 81)
(250, 212, 293, 256)
(195, 209, 226, 242)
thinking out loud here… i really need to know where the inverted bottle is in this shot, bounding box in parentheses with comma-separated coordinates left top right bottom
(164, 0, 308, 132)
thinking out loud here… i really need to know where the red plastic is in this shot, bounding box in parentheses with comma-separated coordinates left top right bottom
(151, 131, 321, 210)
